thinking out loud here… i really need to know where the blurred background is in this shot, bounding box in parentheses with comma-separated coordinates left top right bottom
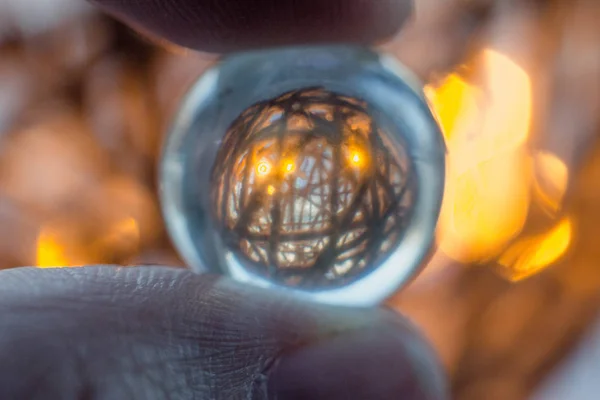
(0, 0, 599, 399)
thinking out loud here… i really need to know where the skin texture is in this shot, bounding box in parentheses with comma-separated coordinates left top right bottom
(0, 266, 445, 399)
(0, 1, 447, 399)
(90, 0, 413, 52)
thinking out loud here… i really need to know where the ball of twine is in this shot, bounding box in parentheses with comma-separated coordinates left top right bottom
(211, 87, 416, 287)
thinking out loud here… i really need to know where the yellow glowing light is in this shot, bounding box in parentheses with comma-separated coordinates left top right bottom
(439, 151, 533, 262)
(267, 185, 276, 195)
(35, 227, 86, 268)
(282, 159, 296, 174)
(36, 231, 69, 268)
(424, 74, 479, 140)
(533, 151, 569, 217)
(256, 161, 271, 176)
(478, 49, 532, 153)
(497, 217, 573, 281)
(430, 49, 534, 263)
(348, 147, 366, 168)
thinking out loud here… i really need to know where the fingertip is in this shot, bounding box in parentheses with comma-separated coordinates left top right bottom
(267, 317, 447, 400)
(91, 0, 413, 52)
(0, 266, 446, 399)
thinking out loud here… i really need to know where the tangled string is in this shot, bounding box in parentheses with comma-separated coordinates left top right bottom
(211, 88, 416, 288)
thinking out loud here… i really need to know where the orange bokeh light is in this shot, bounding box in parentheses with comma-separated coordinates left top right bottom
(533, 150, 569, 217)
(256, 160, 272, 176)
(35, 227, 84, 268)
(36, 230, 70, 268)
(426, 48, 572, 274)
(497, 217, 573, 281)
(282, 159, 296, 175)
(347, 146, 368, 169)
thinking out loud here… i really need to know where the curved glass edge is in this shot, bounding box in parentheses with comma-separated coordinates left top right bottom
(160, 45, 446, 307)
(159, 67, 221, 272)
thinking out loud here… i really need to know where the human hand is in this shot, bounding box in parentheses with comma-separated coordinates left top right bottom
(0, 1, 446, 399)
(89, 0, 412, 52)
(0, 266, 445, 399)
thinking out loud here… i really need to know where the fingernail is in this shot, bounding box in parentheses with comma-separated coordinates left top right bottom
(267, 323, 447, 400)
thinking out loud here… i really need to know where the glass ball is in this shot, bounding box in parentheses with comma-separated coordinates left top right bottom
(160, 46, 445, 306)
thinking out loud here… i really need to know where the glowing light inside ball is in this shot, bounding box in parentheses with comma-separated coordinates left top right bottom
(256, 161, 271, 177)
(210, 87, 416, 288)
(282, 159, 296, 174)
(348, 147, 367, 169)
(160, 46, 447, 306)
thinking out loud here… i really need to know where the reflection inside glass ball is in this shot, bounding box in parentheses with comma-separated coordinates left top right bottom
(210, 88, 416, 288)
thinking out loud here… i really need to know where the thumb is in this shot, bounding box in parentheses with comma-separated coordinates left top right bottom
(0, 265, 446, 399)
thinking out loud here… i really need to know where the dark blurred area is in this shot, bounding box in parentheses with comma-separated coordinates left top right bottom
(0, 3, 212, 270)
(0, 1, 599, 399)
